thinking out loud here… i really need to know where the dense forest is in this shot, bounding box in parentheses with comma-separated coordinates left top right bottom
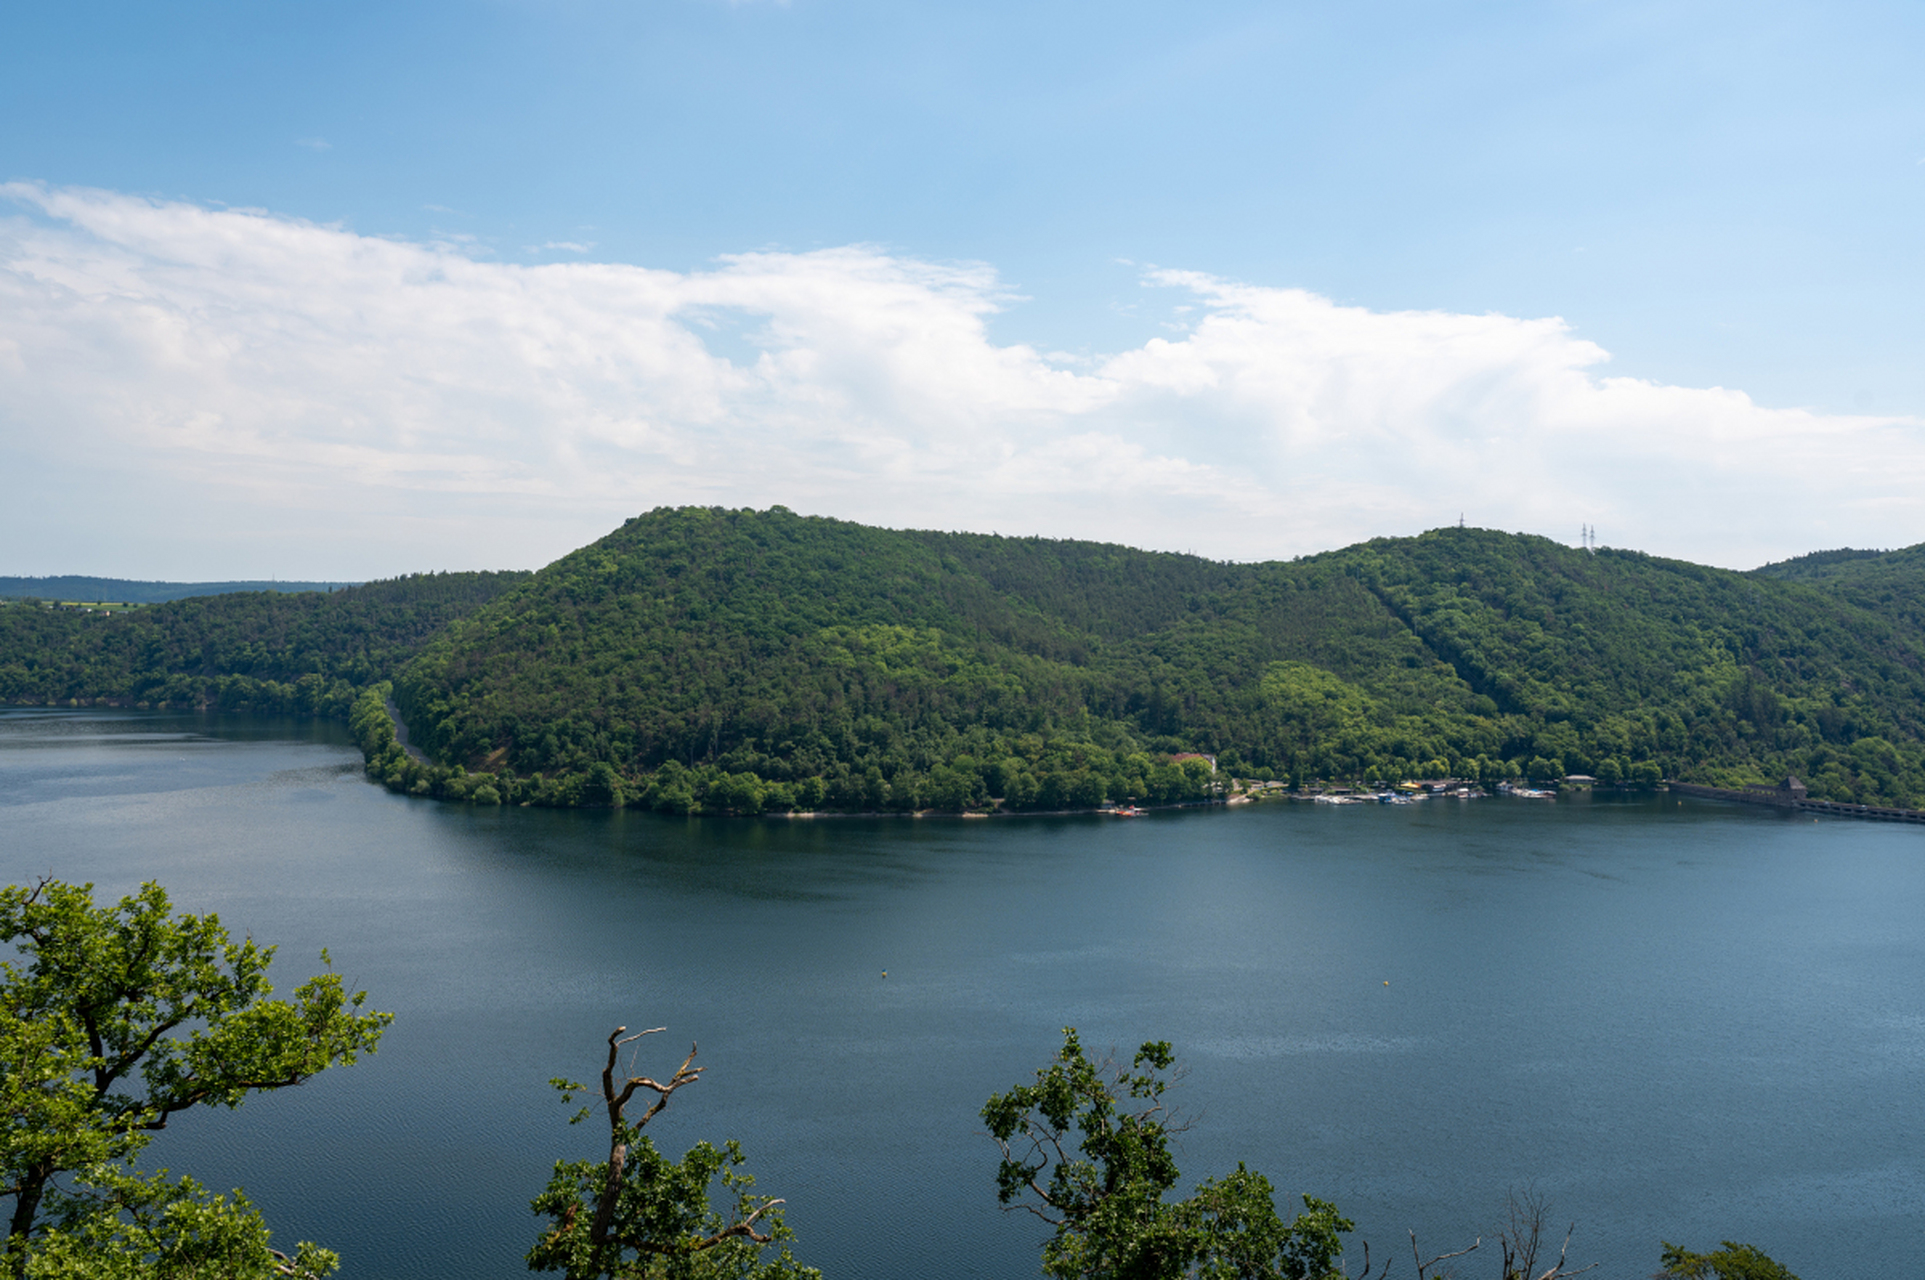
(0, 572, 529, 719)
(10, 506, 1925, 814)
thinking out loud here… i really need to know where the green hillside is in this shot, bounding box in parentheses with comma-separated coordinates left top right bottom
(371, 507, 1925, 812)
(8, 508, 1924, 813)
(1751, 544, 1925, 634)
(0, 572, 529, 718)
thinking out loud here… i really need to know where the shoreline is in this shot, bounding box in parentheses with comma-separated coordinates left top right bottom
(772, 797, 1229, 820)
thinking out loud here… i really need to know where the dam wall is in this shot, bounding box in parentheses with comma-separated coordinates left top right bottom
(1669, 779, 1925, 826)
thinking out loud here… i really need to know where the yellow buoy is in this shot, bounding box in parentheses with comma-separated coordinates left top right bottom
(1383, 980, 1390, 986)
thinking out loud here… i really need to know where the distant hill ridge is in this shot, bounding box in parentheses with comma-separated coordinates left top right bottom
(8, 508, 1925, 815)
(0, 575, 361, 603)
(1751, 547, 1895, 580)
(0, 571, 531, 720)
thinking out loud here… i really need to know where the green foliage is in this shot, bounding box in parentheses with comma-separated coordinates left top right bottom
(528, 1028, 817, 1280)
(530, 1139, 814, 1280)
(982, 1029, 1348, 1280)
(0, 879, 391, 1273)
(19, 1166, 337, 1279)
(1657, 1240, 1801, 1280)
(1750, 546, 1925, 666)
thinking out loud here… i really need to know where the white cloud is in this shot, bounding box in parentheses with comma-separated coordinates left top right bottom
(1, 181, 1920, 578)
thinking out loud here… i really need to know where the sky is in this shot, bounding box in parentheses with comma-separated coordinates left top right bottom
(3, 0, 1923, 578)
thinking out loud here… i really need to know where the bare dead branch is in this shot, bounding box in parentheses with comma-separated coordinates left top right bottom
(1544, 1220, 1600, 1277)
(266, 1246, 327, 1280)
(1411, 1228, 1481, 1279)
(689, 1196, 785, 1248)
(635, 1043, 702, 1128)
(1492, 1187, 1598, 1280)
(588, 1026, 701, 1254)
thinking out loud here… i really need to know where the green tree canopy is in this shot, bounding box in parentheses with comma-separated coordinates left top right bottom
(1657, 1241, 1801, 1280)
(529, 1026, 818, 1280)
(0, 878, 391, 1277)
(982, 1028, 1351, 1280)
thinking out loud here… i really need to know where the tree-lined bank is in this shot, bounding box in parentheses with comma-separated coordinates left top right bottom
(10, 507, 1925, 813)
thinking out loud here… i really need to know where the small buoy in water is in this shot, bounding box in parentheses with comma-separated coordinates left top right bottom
(1383, 980, 1390, 986)
(881, 971, 887, 978)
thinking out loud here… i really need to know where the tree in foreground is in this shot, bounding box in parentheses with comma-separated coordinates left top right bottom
(1404, 1188, 1596, 1280)
(983, 1028, 1354, 1280)
(987, 1031, 1617, 1280)
(15, 1166, 340, 1280)
(1655, 1241, 1801, 1280)
(0, 877, 392, 1278)
(529, 1025, 819, 1280)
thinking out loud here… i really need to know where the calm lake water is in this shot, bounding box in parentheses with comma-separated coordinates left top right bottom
(3, 708, 1921, 1278)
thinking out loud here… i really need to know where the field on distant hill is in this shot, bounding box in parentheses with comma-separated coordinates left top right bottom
(0, 575, 361, 603)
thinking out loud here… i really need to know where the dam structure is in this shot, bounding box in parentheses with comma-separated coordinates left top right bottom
(1668, 775, 1925, 826)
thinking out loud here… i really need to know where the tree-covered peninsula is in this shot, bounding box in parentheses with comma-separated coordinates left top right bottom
(383, 506, 1925, 812)
(10, 506, 1925, 812)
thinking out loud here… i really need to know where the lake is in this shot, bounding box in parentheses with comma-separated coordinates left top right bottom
(3, 708, 1920, 1277)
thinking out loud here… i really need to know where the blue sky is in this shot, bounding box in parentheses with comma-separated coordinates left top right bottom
(4, 0, 1923, 576)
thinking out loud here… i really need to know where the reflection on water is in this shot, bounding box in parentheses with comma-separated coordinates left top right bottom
(3, 708, 1921, 1278)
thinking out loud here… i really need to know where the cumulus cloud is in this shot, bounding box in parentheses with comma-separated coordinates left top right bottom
(1, 182, 1920, 577)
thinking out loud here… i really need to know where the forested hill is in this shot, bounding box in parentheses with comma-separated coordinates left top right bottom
(1750, 545, 1925, 634)
(0, 572, 530, 718)
(1751, 545, 1921, 583)
(375, 506, 1925, 812)
(6, 508, 1922, 812)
